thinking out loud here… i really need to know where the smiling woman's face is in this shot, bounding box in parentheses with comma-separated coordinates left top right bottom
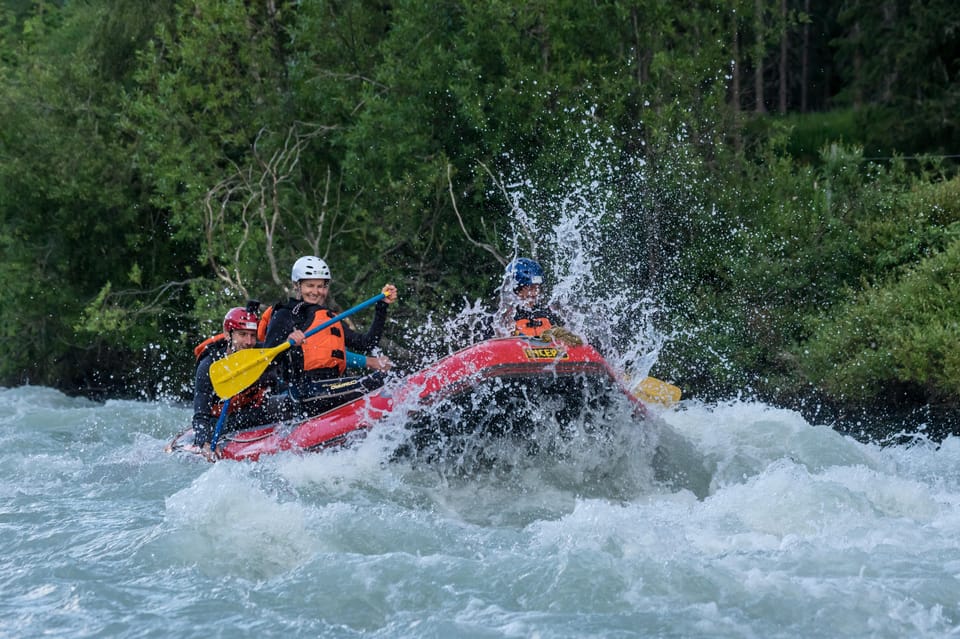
(297, 278, 330, 305)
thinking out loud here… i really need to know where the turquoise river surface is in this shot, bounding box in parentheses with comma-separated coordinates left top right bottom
(2, 384, 960, 638)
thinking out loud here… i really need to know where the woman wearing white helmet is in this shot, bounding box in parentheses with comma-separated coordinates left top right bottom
(290, 255, 332, 281)
(262, 255, 398, 407)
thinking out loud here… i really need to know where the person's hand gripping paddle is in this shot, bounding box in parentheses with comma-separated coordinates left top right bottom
(209, 290, 388, 400)
(205, 290, 389, 455)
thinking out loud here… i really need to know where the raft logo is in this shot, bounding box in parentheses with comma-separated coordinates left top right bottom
(523, 347, 568, 360)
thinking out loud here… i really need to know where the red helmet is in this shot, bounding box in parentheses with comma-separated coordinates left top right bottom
(223, 307, 259, 333)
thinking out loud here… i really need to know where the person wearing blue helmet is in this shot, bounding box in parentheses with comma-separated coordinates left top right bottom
(494, 257, 565, 339)
(509, 257, 545, 289)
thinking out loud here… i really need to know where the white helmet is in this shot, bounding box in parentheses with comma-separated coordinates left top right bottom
(291, 255, 331, 282)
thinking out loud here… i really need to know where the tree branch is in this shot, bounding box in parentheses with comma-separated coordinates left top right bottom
(447, 161, 507, 265)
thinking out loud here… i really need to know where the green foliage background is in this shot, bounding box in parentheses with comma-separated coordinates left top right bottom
(1, 0, 958, 433)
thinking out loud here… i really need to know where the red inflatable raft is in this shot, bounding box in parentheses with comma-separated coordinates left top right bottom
(165, 336, 648, 462)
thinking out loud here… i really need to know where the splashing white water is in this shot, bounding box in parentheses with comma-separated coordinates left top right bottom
(5, 386, 960, 637)
(406, 134, 683, 398)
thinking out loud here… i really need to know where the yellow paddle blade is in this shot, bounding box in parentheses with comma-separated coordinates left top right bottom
(208, 290, 387, 400)
(633, 376, 682, 407)
(209, 342, 291, 399)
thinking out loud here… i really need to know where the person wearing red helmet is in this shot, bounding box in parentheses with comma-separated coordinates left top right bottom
(192, 303, 284, 455)
(192, 307, 260, 362)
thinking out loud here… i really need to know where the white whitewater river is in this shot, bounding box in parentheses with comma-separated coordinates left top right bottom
(2, 384, 959, 638)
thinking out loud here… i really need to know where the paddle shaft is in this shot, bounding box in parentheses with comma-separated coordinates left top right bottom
(293, 292, 386, 346)
(210, 291, 388, 400)
(210, 398, 230, 453)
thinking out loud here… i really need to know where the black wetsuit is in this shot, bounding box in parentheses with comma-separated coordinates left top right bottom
(191, 340, 283, 447)
(481, 305, 564, 339)
(262, 297, 389, 404)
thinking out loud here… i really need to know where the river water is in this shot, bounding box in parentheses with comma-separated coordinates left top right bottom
(3, 384, 960, 638)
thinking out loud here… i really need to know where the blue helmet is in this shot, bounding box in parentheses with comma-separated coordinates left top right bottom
(506, 257, 544, 289)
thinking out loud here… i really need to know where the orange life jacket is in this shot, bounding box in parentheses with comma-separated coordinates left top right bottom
(257, 306, 273, 343)
(513, 315, 555, 338)
(194, 333, 228, 361)
(302, 308, 347, 374)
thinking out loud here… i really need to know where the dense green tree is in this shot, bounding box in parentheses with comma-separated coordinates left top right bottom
(832, 0, 960, 155)
(0, 0, 184, 393)
(289, 1, 734, 307)
(123, 0, 291, 293)
(0, 0, 958, 432)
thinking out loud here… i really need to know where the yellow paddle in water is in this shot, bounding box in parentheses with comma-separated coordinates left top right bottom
(209, 291, 388, 399)
(633, 376, 682, 407)
(537, 327, 681, 407)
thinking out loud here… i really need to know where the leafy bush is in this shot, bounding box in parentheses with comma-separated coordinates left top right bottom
(797, 234, 960, 403)
(774, 109, 861, 164)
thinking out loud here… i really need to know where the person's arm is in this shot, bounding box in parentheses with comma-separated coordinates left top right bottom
(342, 283, 397, 351)
(541, 307, 564, 327)
(493, 304, 515, 337)
(345, 350, 392, 371)
(343, 300, 389, 352)
(494, 285, 521, 337)
(191, 358, 218, 446)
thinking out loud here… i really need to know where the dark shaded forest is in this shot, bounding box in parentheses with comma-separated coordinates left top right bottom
(1, 0, 958, 437)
